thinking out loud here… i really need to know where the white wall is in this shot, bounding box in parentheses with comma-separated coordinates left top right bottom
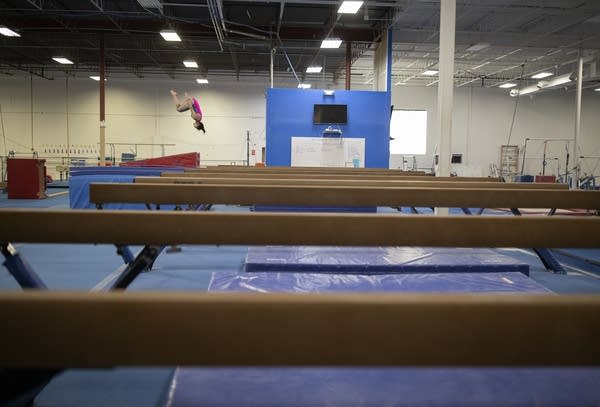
(0, 75, 268, 176)
(391, 85, 600, 179)
(2, 74, 599, 180)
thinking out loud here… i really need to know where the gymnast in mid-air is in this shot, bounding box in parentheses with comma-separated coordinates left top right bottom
(170, 90, 206, 133)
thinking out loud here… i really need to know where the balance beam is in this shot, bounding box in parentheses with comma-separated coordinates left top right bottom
(135, 176, 569, 189)
(1, 291, 599, 368)
(89, 183, 598, 209)
(1, 210, 599, 247)
(198, 166, 429, 175)
(165, 171, 497, 182)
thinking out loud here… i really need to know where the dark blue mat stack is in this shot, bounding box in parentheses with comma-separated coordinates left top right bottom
(253, 205, 377, 213)
(243, 246, 530, 275)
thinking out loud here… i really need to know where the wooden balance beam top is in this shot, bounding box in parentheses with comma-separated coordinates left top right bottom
(1, 210, 599, 368)
(164, 171, 497, 182)
(89, 183, 598, 209)
(197, 166, 429, 175)
(135, 176, 569, 189)
(213, 164, 427, 171)
(1, 209, 599, 247)
(1, 291, 599, 368)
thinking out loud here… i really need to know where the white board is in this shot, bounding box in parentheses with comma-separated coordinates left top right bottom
(291, 137, 365, 167)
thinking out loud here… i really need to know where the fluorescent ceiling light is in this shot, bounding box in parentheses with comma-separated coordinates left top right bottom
(595, 88, 600, 92)
(306, 66, 323, 73)
(422, 70, 438, 76)
(510, 84, 540, 97)
(538, 73, 572, 88)
(466, 43, 490, 52)
(0, 26, 20, 37)
(298, 83, 312, 89)
(321, 39, 342, 49)
(160, 30, 181, 42)
(531, 72, 553, 79)
(196, 78, 209, 84)
(90, 76, 102, 81)
(183, 60, 198, 68)
(499, 83, 517, 89)
(338, 1, 363, 14)
(52, 57, 73, 64)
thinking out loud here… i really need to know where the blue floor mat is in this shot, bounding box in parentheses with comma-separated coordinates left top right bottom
(0, 189, 69, 209)
(128, 245, 247, 291)
(0, 243, 133, 290)
(554, 249, 600, 267)
(35, 368, 174, 407)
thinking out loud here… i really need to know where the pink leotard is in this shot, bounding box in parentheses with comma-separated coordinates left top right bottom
(191, 98, 202, 116)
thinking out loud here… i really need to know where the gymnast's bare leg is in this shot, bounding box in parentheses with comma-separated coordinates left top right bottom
(170, 90, 192, 112)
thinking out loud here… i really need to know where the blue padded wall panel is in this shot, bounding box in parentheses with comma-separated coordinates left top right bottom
(266, 88, 390, 168)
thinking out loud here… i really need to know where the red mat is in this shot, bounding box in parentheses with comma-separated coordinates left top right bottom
(120, 152, 199, 168)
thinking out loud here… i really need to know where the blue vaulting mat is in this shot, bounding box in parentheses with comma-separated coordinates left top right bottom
(243, 246, 530, 275)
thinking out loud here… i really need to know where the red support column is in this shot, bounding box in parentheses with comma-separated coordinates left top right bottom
(345, 41, 352, 90)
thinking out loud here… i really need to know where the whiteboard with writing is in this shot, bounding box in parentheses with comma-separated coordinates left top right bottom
(291, 137, 365, 167)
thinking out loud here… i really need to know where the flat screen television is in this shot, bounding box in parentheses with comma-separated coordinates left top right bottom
(313, 104, 347, 124)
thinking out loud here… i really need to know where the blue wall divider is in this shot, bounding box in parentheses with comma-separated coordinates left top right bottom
(266, 88, 390, 168)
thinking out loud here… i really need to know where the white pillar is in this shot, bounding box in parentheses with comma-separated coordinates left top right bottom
(436, 0, 456, 178)
(573, 55, 583, 189)
(435, 0, 456, 215)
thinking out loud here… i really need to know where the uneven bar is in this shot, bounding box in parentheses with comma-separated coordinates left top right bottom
(1, 210, 599, 247)
(135, 176, 568, 189)
(0, 291, 599, 368)
(89, 183, 598, 209)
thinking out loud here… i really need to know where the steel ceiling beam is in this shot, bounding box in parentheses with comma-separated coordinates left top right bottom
(227, 0, 398, 6)
(89, 0, 103, 11)
(26, 0, 43, 10)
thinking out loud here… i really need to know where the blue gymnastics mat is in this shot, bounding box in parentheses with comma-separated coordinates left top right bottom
(243, 246, 530, 275)
(164, 272, 600, 407)
(70, 174, 139, 209)
(209, 271, 548, 293)
(69, 166, 184, 209)
(165, 367, 600, 407)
